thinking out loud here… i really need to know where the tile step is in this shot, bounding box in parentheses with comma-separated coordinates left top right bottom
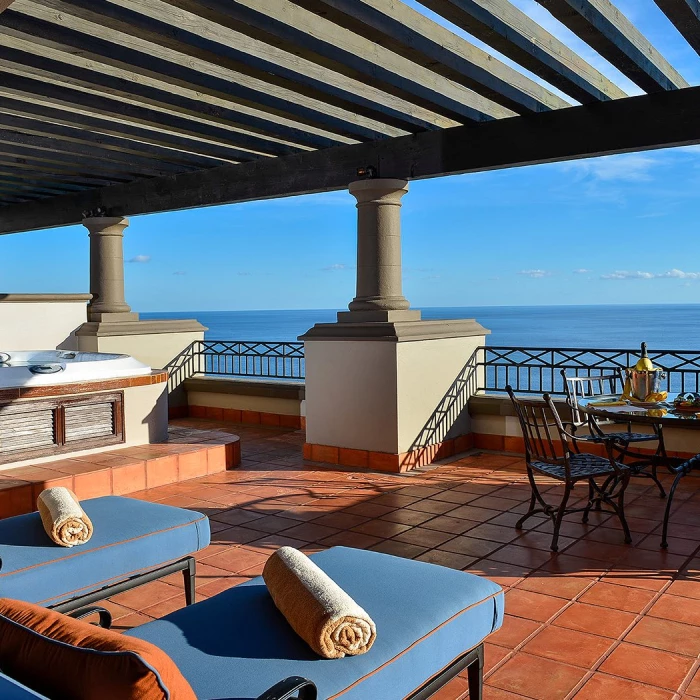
(0, 431, 241, 518)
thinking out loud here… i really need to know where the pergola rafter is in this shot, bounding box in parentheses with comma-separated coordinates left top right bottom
(535, 0, 688, 91)
(28, 0, 451, 134)
(655, 0, 700, 55)
(0, 0, 697, 231)
(417, 0, 627, 102)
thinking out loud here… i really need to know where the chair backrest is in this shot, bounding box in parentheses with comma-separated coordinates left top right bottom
(506, 386, 570, 472)
(560, 370, 623, 424)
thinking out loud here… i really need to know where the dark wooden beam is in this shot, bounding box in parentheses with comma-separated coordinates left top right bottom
(0, 33, 347, 153)
(0, 130, 190, 177)
(32, 0, 438, 134)
(419, 0, 625, 103)
(0, 72, 289, 160)
(0, 159, 131, 185)
(536, 0, 688, 91)
(2, 6, 395, 143)
(0, 112, 228, 169)
(287, 0, 570, 114)
(654, 0, 700, 55)
(0, 98, 248, 163)
(2, 85, 700, 234)
(159, 0, 513, 122)
(0, 171, 88, 192)
(0, 175, 83, 196)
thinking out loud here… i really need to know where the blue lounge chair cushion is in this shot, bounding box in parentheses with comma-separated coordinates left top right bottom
(128, 546, 504, 700)
(0, 496, 210, 607)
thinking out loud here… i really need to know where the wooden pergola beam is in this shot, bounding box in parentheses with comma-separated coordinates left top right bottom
(0, 161, 129, 187)
(0, 1, 15, 13)
(0, 72, 291, 160)
(290, 0, 569, 114)
(32, 0, 443, 134)
(536, 0, 688, 91)
(0, 140, 186, 179)
(2, 85, 700, 231)
(0, 98, 248, 163)
(160, 0, 513, 122)
(418, 0, 626, 103)
(0, 17, 359, 150)
(0, 128, 191, 175)
(0, 111, 229, 169)
(654, 0, 700, 55)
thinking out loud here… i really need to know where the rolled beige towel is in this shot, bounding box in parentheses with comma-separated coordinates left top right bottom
(263, 547, 376, 659)
(37, 487, 93, 547)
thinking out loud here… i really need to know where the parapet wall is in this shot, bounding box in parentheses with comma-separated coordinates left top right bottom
(0, 294, 90, 350)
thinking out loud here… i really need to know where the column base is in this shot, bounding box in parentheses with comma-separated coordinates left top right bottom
(336, 309, 421, 323)
(87, 311, 140, 323)
(303, 435, 475, 473)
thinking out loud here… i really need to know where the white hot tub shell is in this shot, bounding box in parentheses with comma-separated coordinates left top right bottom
(0, 350, 152, 388)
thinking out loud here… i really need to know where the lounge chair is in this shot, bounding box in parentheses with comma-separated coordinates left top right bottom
(0, 495, 210, 615)
(0, 546, 503, 700)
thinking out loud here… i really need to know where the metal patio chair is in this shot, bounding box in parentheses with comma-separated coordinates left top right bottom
(561, 369, 667, 498)
(506, 386, 632, 552)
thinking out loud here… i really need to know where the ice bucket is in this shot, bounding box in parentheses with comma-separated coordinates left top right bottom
(625, 369, 665, 401)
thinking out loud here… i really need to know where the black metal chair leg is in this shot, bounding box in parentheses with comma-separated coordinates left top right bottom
(582, 479, 595, 523)
(183, 557, 196, 605)
(467, 644, 484, 700)
(661, 469, 686, 548)
(595, 474, 614, 510)
(604, 474, 632, 544)
(516, 469, 547, 530)
(551, 485, 571, 552)
(649, 464, 667, 499)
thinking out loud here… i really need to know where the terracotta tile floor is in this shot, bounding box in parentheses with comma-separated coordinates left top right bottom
(105, 419, 700, 699)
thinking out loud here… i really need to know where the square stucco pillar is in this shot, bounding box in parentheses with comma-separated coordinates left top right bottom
(301, 178, 489, 472)
(301, 321, 489, 472)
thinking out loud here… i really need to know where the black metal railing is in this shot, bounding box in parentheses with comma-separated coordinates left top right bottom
(478, 346, 700, 395)
(165, 341, 700, 398)
(164, 340, 305, 394)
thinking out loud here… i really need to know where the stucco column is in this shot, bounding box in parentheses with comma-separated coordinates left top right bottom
(83, 216, 134, 322)
(338, 179, 420, 323)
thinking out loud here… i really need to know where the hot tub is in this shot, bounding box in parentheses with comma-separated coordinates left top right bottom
(0, 350, 152, 388)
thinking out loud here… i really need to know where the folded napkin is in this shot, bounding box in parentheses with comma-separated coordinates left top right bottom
(263, 547, 376, 659)
(589, 400, 628, 407)
(37, 487, 93, 548)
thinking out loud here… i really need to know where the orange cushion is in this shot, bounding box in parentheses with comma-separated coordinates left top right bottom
(0, 598, 196, 700)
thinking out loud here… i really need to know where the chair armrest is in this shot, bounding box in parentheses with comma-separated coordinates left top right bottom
(255, 677, 317, 700)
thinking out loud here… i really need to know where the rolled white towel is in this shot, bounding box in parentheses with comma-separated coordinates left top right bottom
(37, 487, 93, 547)
(263, 546, 376, 659)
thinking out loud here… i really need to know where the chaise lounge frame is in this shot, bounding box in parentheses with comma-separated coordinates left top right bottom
(51, 556, 196, 618)
(257, 644, 485, 700)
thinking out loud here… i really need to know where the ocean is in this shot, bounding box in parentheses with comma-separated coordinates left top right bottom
(141, 304, 700, 350)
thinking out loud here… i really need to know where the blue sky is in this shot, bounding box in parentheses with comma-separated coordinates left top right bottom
(2, 0, 700, 313)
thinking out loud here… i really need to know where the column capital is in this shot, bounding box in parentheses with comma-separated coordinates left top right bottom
(348, 179, 408, 203)
(82, 216, 129, 235)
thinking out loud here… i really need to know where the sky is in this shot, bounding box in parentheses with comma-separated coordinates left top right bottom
(2, 0, 700, 313)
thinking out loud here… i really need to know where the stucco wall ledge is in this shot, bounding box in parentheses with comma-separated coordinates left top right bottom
(184, 376, 305, 400)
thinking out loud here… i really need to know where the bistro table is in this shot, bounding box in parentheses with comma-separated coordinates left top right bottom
(578, 395, 700, 548)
